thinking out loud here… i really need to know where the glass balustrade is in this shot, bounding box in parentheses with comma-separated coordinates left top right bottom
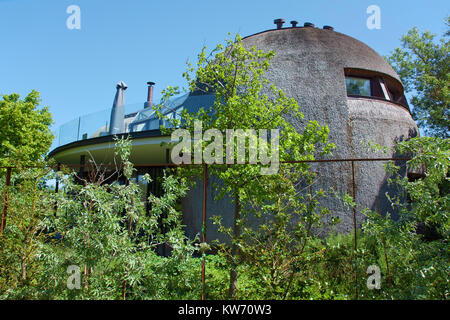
(50, 93, 215, 151)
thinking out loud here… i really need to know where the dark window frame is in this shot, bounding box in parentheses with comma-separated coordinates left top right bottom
(344, 68, 411, 112)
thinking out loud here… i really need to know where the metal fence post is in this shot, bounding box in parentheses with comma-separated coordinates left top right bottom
(351, 160, 358, 251)
(201, 163, 208, 300)
(54, 163, 61, 213)
(351, 160, 358, 299)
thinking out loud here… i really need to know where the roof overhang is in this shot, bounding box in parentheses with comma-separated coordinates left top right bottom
(48, 130, 171, 166)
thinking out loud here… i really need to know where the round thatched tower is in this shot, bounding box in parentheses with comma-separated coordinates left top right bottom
(184, 22, 418, 239)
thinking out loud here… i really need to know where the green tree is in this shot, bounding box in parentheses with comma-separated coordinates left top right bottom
(360, 136, 449, 299)
(0, 167, 53, 299)
(157, 34, 334, 298)
(386, 17, 449, 138)
(0, 90, 54, 167)
(37, 138, 199, 299)
(211, 174, 334, 299)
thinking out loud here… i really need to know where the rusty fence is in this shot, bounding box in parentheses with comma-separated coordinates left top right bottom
(0, 157, 410, 300)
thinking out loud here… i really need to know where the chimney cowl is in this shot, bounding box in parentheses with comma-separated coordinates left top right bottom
(274, 18, 285, 29)
(290, 20, 298, 27)
(304, 22, 315, 27)
(116, 81, 128, 90)
(323, 25, 334, 31)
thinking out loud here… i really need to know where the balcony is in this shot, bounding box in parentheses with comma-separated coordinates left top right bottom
(50, 92, 217, 153)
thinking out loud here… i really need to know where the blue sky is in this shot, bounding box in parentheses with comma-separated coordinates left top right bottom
(0, 0, 448, 136)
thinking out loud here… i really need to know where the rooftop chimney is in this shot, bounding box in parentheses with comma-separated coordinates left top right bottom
(290, 20, 298, 27)
(144, 81, 155, 108)
(274, 19, 285, 29)
(323, 25, 334, 31)
(109, 81, 127, 135)
(304, 22, 315, 27)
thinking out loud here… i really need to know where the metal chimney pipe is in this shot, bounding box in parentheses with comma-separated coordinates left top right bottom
(290, 20, 298, 27)
(109, 81, 127, 135)
(274, 19, 285, 29)
(144, 81, 155, 108)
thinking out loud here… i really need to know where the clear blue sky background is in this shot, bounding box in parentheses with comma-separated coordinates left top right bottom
(0, 0, 448, 138)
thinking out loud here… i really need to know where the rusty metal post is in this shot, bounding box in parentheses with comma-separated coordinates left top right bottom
(55, 163, 61, 194)
(351, 161, 358, 251)
(54, 163, 61, 213)
(351, 160, 358, 299)
(201, 163, 207, 300)
(1, 167, 12, 233)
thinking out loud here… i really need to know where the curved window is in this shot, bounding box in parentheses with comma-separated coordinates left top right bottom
(344, 68, 409, 110)
(346, 77, 371, 96)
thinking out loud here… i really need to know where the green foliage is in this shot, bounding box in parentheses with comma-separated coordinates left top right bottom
(1, 32, 447, 301)
(210, 175, 335, 300)
(359, 136, 449, 299)
(0, 90, 54, 166)
(155, 34, 335, 298)
(387, 137, 449, 234)
(199, 136, 448, 300)
(0, 138, 200, 299)
(38, 138, 198, 299)
(386, 17, 449, 138)
(0, 167, 54, 299)
(1, 138, 447, 300)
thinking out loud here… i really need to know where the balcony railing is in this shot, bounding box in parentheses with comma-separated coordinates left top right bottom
(49, 93, 217, 152)
(50, 102, 142, 151)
